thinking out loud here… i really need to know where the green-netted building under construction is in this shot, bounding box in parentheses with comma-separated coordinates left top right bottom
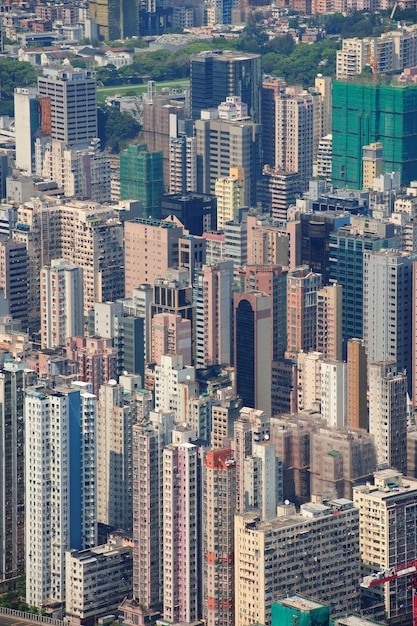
(332, 80, 417, 189)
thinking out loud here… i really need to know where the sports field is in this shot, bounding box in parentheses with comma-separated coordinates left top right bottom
(97, 78, 190, 103)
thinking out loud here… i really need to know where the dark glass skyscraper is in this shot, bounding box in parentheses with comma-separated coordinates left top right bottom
(190, 51, 262, 122)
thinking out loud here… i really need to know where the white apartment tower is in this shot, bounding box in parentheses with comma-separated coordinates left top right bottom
(40, 259, 83, 349)
(97, 380, 136, 530)
(37, 69, 97, 146)
(320, 360, 348, 429)
(25, 386, 97, 608)
(363, 249, 413, 383)
(169, 135, 196, 194)
(368, 361, 407, 474)
(14, 87, 39, 173)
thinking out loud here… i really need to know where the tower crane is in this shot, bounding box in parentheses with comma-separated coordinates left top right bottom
(361, 559, 417, 626)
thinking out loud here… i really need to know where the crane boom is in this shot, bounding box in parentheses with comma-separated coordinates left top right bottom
(361, 559, 417, 626)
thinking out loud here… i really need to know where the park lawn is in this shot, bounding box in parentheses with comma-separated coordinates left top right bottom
(97, 78, 190, 103)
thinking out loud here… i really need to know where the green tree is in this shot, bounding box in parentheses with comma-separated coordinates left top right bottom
(0, 59, 37, 110)
(97, 105, 141, 153)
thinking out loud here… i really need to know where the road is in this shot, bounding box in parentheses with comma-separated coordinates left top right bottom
(0, 615, 53, 626)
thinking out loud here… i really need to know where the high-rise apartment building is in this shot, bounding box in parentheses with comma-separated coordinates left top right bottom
(190, 51, 262, 122)
(0, 362, 31, 582)
(286, 266, 322, 359)
(59, 202, 125, 315)
(240, 264, 288, 361)
(194, 261, 233, 368)
(40, 259, 83, 350)
(233, 407, 270, 514)
(363, 250, 413, 387)
(257, 167, 301, 221)
(316, 284, 343, 360)
(329, 223, 397, 351)
(347, 338, 368, 430)
(151, 313, 192, 366)
(203, 448, 236, 626)
(215, 173, 244, 231)
(195, 111, 262, 206)
(210, 394, 242, 450)
(354, 470, 417, 625)
(310, 427, 376, 499)
(38, 69, 97, 146)
(320, 360, 348, 429)
(128, 411, 174, 617)
(14, 87, 40, 174)
(124, 217, 184, 296)
(234, 292, 272, 416)
(368, 361, 407, 474)
(66, 336, 118, 395)
(120, 144, 164, 218)
(362, 141, 383, 189)
(25, 386, 97, 607)
(97, 380, 136, 530)
(0, 237, 28, 328)
(296, 351, 324, 413)
(274, 88, 315, 191)
(332, 81, 417, 188)
(235, 499, 360, 626)
(152, 269, 195, 363)
(163, 441, 198, 623)
(169, 135, 197, 194)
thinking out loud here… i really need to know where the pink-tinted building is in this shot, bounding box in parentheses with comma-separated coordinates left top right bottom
(163, 442, 198, 623)
(203, 448, 236, 626)
(316, 283, 343, 361)
(124, 217, 184, 297)
(286, 266, 322, 360)
(240, 264, 288, 361)
(195, 261, 234, 368)
(65, 336, 117, 395)
(151, 313, 192, 366)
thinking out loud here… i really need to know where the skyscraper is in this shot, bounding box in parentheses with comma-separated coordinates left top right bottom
(97, 380, 136, 530)
(234, 292, 272, 416)
(363, 249, 413, 387)
(190, 51, 262, 122)
(286, 266, 322, 359)
(40, 259, 83, 350)
(347, 338, 368, 430)
(194, 261, 234, 368)
(38, 69, 97, 146)
(329, 223, 397, 351)
(354, 470, 417, 624)
(14, 87, 40, 174)
(332, 80, 417, 188)
(240, 264, 288, 361)
(195, 112, 262, 206)
(316, 283, 343, 361)
(119, 144, 164, 218)
(274, 88, 315, 191)
(163, 441, 198, 623)
(203, 449, 236, 626)
(25, 386, 97, 607)
(88, 0, 139, 40)
(368, 361, 407, 474)
(0, 362, 31, 582)
(0, 237, 28, 328)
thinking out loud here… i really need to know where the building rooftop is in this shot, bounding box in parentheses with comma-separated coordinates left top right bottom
(279, 595, 326, 611)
